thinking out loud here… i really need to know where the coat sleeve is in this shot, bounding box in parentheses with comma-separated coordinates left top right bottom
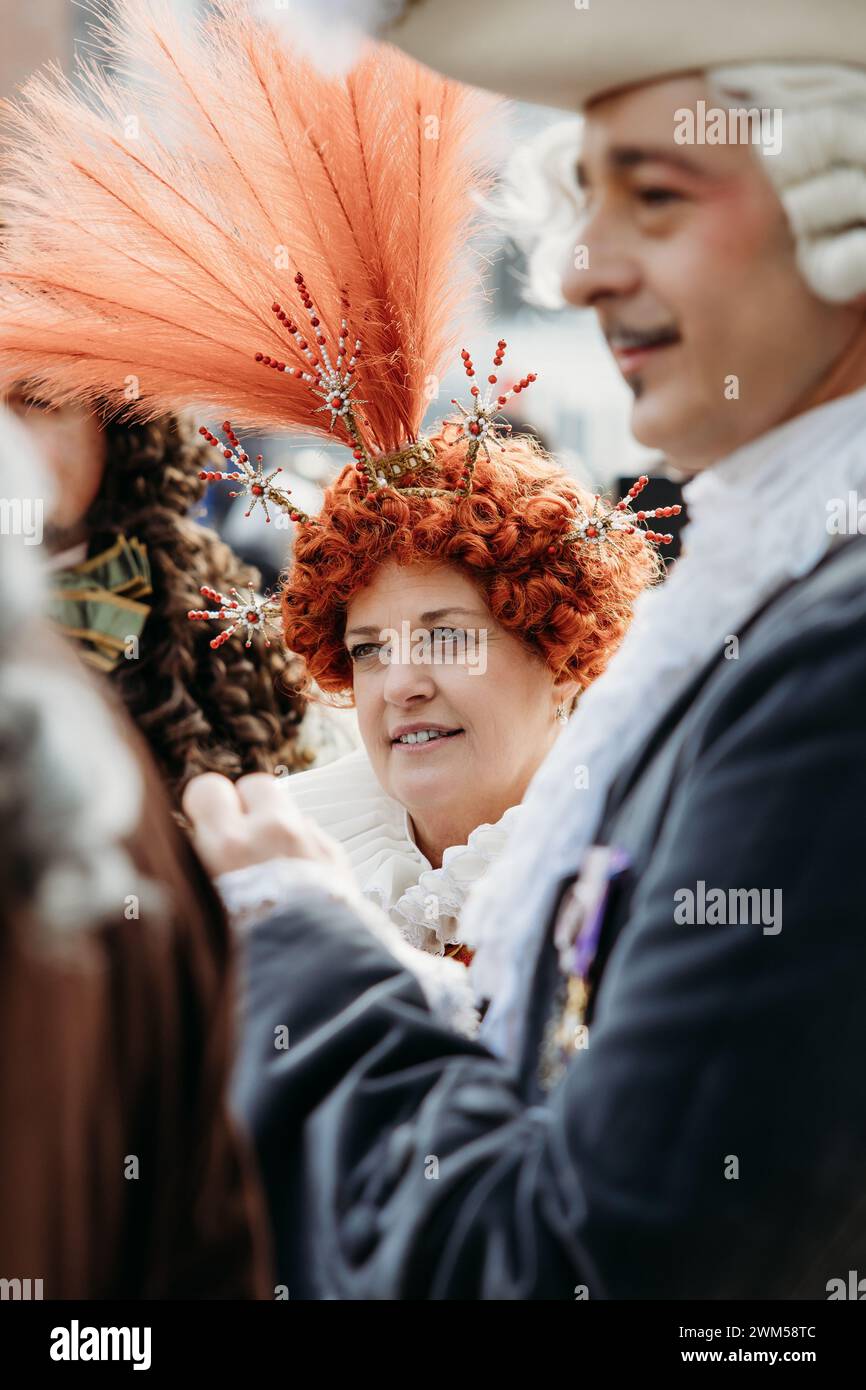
(233, 602, 866, 1300)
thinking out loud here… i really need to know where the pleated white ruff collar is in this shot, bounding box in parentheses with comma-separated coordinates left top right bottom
(283, 747, 520, 955)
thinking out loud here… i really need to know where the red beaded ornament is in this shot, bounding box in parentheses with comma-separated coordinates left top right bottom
(558, 475, 682, 552)
(188, 584, 282, 650)
(196, 421, 318, 527)
(449, 339, 537, 483)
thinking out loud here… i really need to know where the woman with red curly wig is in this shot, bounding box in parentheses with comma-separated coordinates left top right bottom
(277, 425, 658, 964)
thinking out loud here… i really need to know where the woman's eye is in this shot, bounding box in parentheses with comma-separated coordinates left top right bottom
(431, 627, 465, 643)
(349, 642, 383, 663)
(636, 187, 682, 206)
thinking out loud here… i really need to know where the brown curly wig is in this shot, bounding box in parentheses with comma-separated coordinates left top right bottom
(84, 413, 311, 802)
(283, 425, 661, 699)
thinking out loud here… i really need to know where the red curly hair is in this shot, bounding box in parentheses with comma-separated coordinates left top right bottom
(282, 425, 660, 699)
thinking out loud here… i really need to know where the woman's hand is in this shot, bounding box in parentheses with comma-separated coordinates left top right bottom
(182, 771, 351, 880)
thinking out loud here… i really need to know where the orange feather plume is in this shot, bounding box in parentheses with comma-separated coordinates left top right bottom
(0, 0, 498, 454)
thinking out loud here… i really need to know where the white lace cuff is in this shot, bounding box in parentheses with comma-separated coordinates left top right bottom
(216, 858, 353, 932)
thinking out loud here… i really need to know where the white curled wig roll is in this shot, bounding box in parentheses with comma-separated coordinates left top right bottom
(488, 118, 584, 310)
(709, 62, 866, 305)
(0, 411, 146, 941)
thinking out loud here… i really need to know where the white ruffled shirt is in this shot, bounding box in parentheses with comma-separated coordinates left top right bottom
(279, 747, 521, 955)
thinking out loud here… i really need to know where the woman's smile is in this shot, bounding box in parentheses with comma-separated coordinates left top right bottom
(390, 722, 465, 753)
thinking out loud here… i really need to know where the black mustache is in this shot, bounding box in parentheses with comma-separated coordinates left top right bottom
(606, 325, 681, 350)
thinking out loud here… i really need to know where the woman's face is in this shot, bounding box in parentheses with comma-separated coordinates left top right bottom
(344, 560, 571, 853)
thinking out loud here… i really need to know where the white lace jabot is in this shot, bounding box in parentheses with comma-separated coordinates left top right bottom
(281, 747, 521, 955)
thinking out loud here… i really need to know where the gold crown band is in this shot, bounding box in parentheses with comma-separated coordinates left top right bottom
(369, 438, 437, 483)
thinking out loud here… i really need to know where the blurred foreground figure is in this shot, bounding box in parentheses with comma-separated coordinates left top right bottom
(0, 411, 271, 1297)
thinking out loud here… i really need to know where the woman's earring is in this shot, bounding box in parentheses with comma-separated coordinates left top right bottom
(555, 703, 569, 725)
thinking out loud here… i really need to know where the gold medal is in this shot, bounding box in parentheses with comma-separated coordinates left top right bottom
(538, 847, 631, 1091)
